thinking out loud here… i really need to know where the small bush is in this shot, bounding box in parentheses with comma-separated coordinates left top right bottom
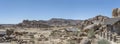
(88, 29, 95, 39)
(98, 39, 110, 44)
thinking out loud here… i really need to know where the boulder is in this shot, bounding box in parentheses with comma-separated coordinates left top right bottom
(112, 8, 120, 18)
(80, 38, 91, 44)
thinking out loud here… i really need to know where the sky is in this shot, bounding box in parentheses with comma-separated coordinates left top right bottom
(0, 0, 120, 24)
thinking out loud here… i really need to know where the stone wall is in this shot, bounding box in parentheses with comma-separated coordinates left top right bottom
(97, 26, 120, 44)
(113, 21, 120, 35)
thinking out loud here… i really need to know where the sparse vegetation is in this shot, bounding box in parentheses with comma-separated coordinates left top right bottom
(98, 39, 110, 44)
(67, 39, 78, 44)
(0, 8, 119, 44)
(88, 29, 95, 39)
(6, 29, 14, 36)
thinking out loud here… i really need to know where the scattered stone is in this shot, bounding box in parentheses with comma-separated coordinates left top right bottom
(80, 38, 91, 44)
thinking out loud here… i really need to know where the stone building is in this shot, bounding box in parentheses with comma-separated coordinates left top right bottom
(103, 18, 120, 35)
(100, 8, 120, 35)
(97, 8, 120, 44)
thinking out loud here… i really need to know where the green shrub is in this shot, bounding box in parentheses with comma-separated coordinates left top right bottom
(98, 39, 110, 44)
(67, 40, 78, 44)
(88, 29, 95, 39)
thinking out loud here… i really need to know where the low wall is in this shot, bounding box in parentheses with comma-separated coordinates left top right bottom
(97, 31, 120, 44)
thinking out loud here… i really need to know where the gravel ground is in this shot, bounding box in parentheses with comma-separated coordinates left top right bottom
(0, 43, 10, 44)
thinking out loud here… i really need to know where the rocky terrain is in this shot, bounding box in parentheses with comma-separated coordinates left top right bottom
(2, 8, 120, 44)
(0, 15, 111, 44)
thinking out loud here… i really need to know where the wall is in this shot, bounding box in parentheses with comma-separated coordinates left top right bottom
(113, 21, 120, 35)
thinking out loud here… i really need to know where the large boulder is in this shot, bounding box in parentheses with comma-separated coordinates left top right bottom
(80, 38, 91, 44)
(112, 8, 120, 18)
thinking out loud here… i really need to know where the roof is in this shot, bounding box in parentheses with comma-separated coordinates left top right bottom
(103, 17, 120, 25)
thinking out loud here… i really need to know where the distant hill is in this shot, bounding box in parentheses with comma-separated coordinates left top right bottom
(48, 18, 82, 26)
(0, 15, 109, 28)
(16, 18, 82, 28)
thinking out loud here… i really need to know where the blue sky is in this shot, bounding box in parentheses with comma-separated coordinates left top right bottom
(0, 0, 120, 24)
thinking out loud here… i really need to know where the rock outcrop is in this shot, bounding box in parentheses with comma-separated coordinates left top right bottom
(112, 8, 120, 18)
(16, 18, 82, 28)
(80, 15, 109, 30)
(88, 15, 109, 22)
(17, 20, 51, 28)
(80, 38, 91, 44)
(48, 18, 82, 26)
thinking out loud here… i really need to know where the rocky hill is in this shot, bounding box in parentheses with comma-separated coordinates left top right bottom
(87, 15, 109, 22)
(79, 15, 109, 29)
(48, 18, 82, 26)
